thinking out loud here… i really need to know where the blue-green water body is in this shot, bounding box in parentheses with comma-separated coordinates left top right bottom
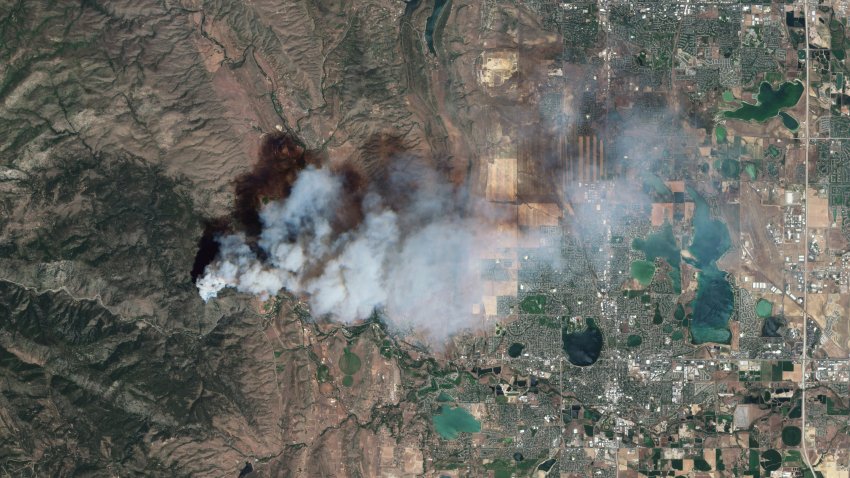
(779, 111, 799, 131)
(630, 259, 656, 286)
(632, 222, 681, 293)
(723, 81, 804, 122)
(433, 405, 481, 439)
(686, 187, 734, 344)
(642, 173, 673, 200)
(425, 0, 449, 55)
(755, 299, 773, 318)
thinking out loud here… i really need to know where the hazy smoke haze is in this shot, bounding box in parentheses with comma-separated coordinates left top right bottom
(198, 165, 493, 340)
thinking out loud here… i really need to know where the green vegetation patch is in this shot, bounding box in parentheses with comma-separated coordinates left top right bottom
(788, 401, 802, 418)
(538, 316, 562, 329)
(317, 364, 331, 383)
(485, 460, 514, 478)
(744, 163, 758, 181)
(749, 449, 761, 477)
(767, 144, 782, 158)
(626, 334, 642, 347)
(744, 162, 758, 180)
(784, 450, 803, 465)
(653, 304, 664, 325)
(674, 304, 685, 321)
(715, 158, 741, 178)
(339, 348, 362, 375)
(341, 375, 354, 387)
(826, 396, 850, 415)
(715, 124, 727, 143)
(770, 363, 783, 381)
(782, 426, 802, 446)
(761, 450, 782, 473)
(520, 295, 547, 314)
(830, 18, 846, 60)
(484, 457, 538, 478)
(694, 457, 712, 472)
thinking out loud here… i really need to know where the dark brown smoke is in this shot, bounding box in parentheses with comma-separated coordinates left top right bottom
(190, 129, 453, 285)
(328, 161, 367, 233)
(192, 131, 374, 283)
(356, 133, 412, 184)
(190, 218, 231, 283)
(354, 133, 427, 212)
(233, 132, 321, 237)
(192, 132, 320, 282)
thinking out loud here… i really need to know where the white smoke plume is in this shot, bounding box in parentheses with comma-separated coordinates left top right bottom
(197, 166, 490, 340)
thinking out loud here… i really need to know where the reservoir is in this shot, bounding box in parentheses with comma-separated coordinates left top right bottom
(424, 0, 450, 55)
(562, 318, 603, 366)
(756, 299, 773, 318)
(779, 111, 799, 131)
(433, 405, 481, 439)
(723, 80, 803, 123)
(686, 187, 734, 345)
(632, 222, 681, 293)
(630, 259, 656, 286)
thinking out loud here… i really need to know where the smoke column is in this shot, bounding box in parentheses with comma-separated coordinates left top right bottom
(197, 164, 493, 340)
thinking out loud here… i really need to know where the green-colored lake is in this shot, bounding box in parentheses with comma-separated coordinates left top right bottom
(755, 299, 773, 318)
(562, 318, 603, 366)
(632, 222, 681, 293)
(687, 187, 734, 345)
(433, 405, 481, 439)
(436, 391, 455, 402)
(688, 188, 732, 267)
(630, 260, 656, 286)
(507, 342, 525, 358)
(723, 80, 803, 123)
(762, 316, 784, 337)
(779, 111, 799, 131)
